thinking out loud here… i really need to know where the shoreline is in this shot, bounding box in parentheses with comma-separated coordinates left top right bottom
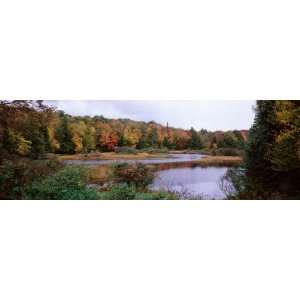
(84, 154, 243, 184)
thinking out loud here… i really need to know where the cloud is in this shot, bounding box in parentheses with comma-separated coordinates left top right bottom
(46, 100, 255, 131)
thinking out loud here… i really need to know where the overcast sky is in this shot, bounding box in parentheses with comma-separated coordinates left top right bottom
(46, 100, 256, 131)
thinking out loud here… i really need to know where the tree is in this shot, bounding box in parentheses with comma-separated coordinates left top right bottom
(82, 126, 96, 153)
(136, 126, 148, 149)
(162, 136, 171, 149)
(95, 122, 118, 151)
(233, 130, 245, 149)
(0, 100, 55, 159)
(147, 127, 159, 147)
(56, 115, 75, 154)
(225, 132, 238, 147)
(3, 128, 32, 156)
(227, 100, 300, 199)
(188, 127, 203, 150)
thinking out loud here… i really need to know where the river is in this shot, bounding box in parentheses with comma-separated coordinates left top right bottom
(64, 153, 205, 165)
(150, 166, 228, 199)
(65, 154, 228, 199)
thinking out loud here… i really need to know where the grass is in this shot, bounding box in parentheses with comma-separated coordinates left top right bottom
(196, 155, 242, 167)
(87, 155, 242, 185)
(57, 151, 172, 161)
(89, 165, 110, 183)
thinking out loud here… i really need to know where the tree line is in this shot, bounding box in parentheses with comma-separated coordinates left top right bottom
(0, 100, 248, 159)
(225, 100, 300, 199)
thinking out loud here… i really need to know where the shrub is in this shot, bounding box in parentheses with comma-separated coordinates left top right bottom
(106, 183, 136, 199)
(114, 147, 138, 154)
(213, 147, 243, 157)
(110, 163, 155, 188)
(0, 159, 64, 199)
(143, 147, 168, 153)
(25, 166, 101, 200)
(98, 183, 177, 200)
(220, 166, 299, 200)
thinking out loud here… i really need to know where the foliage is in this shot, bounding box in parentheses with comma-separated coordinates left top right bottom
(110, 163, 155, 188)
(143, 147, 168, 153)
(147, 127, 159, 147)
(213, 147, 243, 157)
(0, 101, 248, 159)
(0, 100, 55, 159)
(98, 183, 177, 200)
(114, 146, 138, 154)
(3, 129, 32, 156)
(188, 127, 203, 149)
(224, 100, 300, 199)
(0, 159, 63, 199)
(104, 183, 137, 199)
(55, 114, 75, 154)
(25, 166, 101, 200)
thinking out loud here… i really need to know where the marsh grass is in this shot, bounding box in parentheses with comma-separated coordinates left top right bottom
(58, 151, 172, 161)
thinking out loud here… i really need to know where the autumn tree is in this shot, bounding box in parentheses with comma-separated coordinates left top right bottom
(0, 100, 55, 159)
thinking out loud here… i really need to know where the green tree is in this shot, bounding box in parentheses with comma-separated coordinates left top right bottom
(56, 114, 75, 154)
(233, 130, 245, 149)
(147, 127, 159, 147)
(226, 100, 300, 199)
(188, 127, 203, 150)
(162, 136, 171, 149)
(82, 126, 96, 153)
(136, 126, 148, 149)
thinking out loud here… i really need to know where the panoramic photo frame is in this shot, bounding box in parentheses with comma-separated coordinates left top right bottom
(1, 100, 299, 200)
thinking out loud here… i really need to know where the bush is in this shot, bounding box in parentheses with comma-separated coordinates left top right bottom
(213, 147, 243, 157)
(105, 183, 136, 199)
(143, 147, 168, 153)
(220, 166, 299, 200)
(110, 163, 155, 188)
(25, 166, 101, 200)
(0, 159, 64, 199)
(114, 147, 138, 154)
(98, 183, 177, 200)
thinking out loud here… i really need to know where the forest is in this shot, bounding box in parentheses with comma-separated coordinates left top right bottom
(0, 100, 247, 158)
(0, 100, 299, 200)
(224, 100, 300, 200)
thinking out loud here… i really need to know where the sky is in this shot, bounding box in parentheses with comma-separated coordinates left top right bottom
(46, 100, 256, 131)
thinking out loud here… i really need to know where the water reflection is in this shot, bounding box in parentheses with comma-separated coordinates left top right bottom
(65, 154, 229, 199)
(151, 166, 228, 199)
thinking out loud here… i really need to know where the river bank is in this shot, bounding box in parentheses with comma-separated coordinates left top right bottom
(56, 151, 173, 161)
(83, 154, 242, 184)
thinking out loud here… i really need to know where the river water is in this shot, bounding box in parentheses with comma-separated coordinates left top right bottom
(64, 153, 204, 165)
(65, 154, 228, 199)
(150, 166, 228, 199)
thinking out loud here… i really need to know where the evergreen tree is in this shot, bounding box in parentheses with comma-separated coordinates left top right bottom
(162, 136, 171, 149)
(188, 127, 203, 149)
(147, 127, 159, 147)
(56, 115, 75, 154)
(228, 100, 300, 199)
(233, 130, 245, 149)
(136, 126, 148, 149)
